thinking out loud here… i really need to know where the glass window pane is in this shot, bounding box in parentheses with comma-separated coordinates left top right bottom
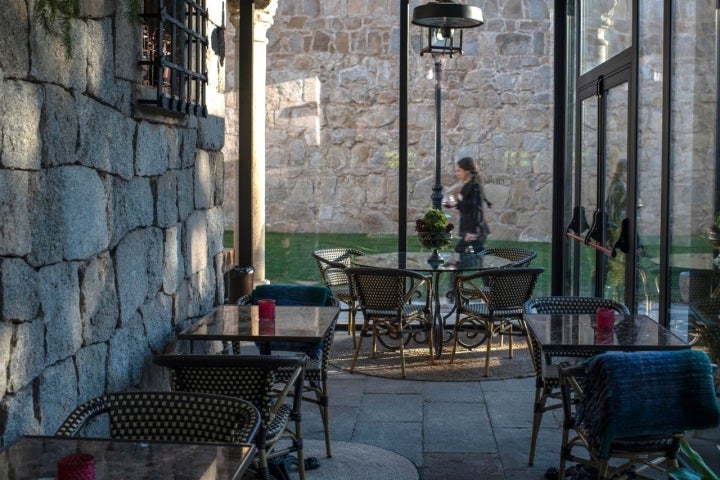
(668, 1, 718, 341)
(580, 0, 633, 74)
(636, 0, 664, 317)
(604, 83, 628, 302)
(579, 95, 599, 296)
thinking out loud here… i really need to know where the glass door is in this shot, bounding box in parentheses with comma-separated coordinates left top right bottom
(574, 77, 630, 299)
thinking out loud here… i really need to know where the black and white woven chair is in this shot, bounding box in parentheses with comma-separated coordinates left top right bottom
(55, 390, 260, 445)
(450, 267, 544, 376)
(236, 283, 339, 459)
(312, 248, 365, 346)
(345, 267, 434, 379)
(522, 296, 630, 466)
(477, 247, 537, 267)
(153, 354, 307, 480)
(558, 350, 720, 480)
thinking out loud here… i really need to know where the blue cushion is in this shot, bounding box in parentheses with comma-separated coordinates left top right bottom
(250, 284, 334, 307)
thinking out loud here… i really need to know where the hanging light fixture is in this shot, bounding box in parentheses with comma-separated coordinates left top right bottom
(412, 0, 484, 57)
(412, 1, 484, 210)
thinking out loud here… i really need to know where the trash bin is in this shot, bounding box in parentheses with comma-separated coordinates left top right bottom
(224, 265, 254, 304)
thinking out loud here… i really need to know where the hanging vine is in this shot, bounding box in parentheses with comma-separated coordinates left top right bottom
(34, 0, 141, 58)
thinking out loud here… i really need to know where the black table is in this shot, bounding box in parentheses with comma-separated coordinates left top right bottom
(353, 251, 511, 357)
(524, 313, 690, 357)
(178, 305, 340, 354)
(0, 436, 256, 480)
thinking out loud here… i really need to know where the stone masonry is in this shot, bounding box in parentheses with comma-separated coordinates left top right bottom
(224, 0, 556, 242)
(0, 0, 227, 445)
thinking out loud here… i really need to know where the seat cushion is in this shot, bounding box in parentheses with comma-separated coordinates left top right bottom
(251, 284, 334, 306)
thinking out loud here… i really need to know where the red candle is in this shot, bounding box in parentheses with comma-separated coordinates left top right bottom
(258, 299, 276, 321)
(596, 308, 615, 333)
(57, 453, 95, 480)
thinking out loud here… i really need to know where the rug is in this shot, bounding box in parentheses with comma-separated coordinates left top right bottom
(329, 332, 535, 381)
(301, 439, 419, 480)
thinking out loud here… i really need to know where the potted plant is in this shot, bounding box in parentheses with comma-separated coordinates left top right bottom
(415, 208, 454, 264)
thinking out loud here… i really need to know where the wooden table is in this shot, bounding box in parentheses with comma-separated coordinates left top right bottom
(524, 312, 690, 357)
(178, 305, 340, 354)
(354, 252, 511, 357)
(0, 436, 256, 480)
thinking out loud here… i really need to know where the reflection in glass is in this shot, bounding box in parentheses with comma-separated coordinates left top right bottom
(580, 0, 633, 74)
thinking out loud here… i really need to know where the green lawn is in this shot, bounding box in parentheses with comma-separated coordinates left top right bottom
(226, 231, 553, 296)
(224, 231, 714, 301)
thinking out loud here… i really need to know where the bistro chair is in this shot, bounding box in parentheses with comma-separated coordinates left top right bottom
(690, 297, 720, 367)
(345, 267, 434, 378)
(522, 296, 630, 466)
(55, 391, 260, 445)
(312, 248, 365, 347)
(153, 353, 308, 480)
(558, 350, 720, 480)
(236, 283, 338, 458)
(450, 267, 544, 376)
(477, 247, 537, 267)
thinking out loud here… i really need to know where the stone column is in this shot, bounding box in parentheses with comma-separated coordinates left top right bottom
(229, 0, 276, 285)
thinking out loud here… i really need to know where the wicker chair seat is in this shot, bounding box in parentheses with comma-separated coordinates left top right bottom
(363, 303, 429, 319)
(55, 391, 260, 445)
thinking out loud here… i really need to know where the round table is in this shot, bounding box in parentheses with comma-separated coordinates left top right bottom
(353, 251, 511, 357)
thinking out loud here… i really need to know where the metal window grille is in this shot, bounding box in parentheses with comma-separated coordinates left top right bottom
(139, 0, 208, 117)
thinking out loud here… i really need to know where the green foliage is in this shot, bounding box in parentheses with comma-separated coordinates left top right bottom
(34, 0, 140, 58)
(422, 208, 448, 232)
(34, 0, 78, 58)
(667, 438, 719, 480)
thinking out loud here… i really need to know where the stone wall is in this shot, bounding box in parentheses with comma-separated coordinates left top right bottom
(224, 0, 556, 242)
(0, 0, 227, 445)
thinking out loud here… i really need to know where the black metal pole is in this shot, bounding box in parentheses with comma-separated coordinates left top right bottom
(432, 58, 443, 210)
(399, 0, 409, 254)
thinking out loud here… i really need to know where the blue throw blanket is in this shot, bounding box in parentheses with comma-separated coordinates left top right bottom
(576, 350, 720, 458)
(250, 284, 334, 307)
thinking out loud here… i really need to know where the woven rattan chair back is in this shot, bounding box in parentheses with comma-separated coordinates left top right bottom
(524, 296, 630, 316)
(55, 391, 260, 445)
(477, 247, 537, 267)
(450, 267, 545, 376)
(312, 248, 365, 347)
(461, 267, 544, 313)
(558, 350, 720, 480)
(521, 296, 630, 466)
(236, 285, 339, 458)
(312, 248, 365, 288)
(153, 354, 307, 480)
(345, 267, 434, 378)
(690, 297, 720, 365)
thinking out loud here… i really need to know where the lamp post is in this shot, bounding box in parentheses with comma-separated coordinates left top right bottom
(412, 1, 483, 210)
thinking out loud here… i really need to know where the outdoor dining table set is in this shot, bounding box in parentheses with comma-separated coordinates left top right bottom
(0, 304, 340, 480)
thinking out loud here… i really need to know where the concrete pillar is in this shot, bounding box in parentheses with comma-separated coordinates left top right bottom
(230, 0, 276, 284)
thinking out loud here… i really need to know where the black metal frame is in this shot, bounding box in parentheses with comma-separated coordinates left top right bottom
(138, 0, 208, 117)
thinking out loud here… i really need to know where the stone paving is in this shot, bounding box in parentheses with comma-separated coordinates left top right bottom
(297, 329, 720, 480)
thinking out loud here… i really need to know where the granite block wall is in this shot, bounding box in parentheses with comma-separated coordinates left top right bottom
(0, 0, 227, 445)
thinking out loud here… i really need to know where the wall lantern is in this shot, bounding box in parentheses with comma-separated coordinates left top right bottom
(412, 1, 484, 210)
